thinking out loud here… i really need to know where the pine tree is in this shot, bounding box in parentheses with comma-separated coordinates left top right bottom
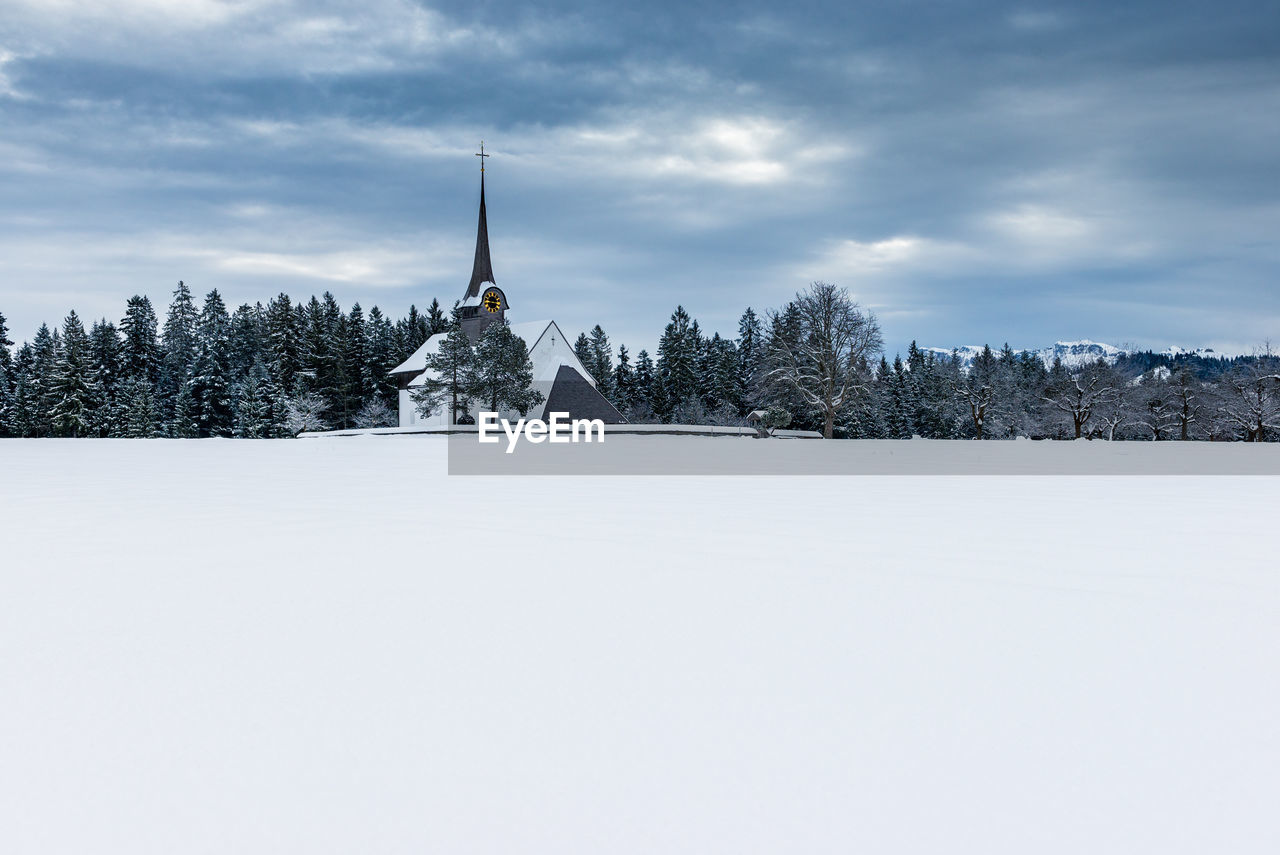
(426, 298, 447, 336)
(159, 282, 199, 426)
(400, 304, 431, 359)
(10, 344, 37, 437)
(0, 309, 13, 378)
(119, 377, 160, 438)
(0, 311, 12, 437)
(265, 293, 302, 391)
(467, 320, 544, 415)
(411, 320, 475, 423)
(343, 302, 370, 419)
(0, 363, 13, 437)
(327, 312, 356, 428)
(233, 366, 274, 438)
(187, 290, 234, 437)
(299, 293, 347, 417)
(613, 344, 634, 411)
(228, 303, 264, 383)
(649, 371, 671, 423)
(587, 325, 613, 399)
(633, 348, 655, 418)
(881, 356, 914, 439)
(736, 307, 764, 414)
(696, 332, 720, 408)
(657, 306, 698, 408)
(365, 305, 398, 408)
(573, 332, 592, 370)
(49, 311, 93, 437)
(87, 319, 123, 436)
(264, 376, 289, 437)
(27, 324, 58, 436)
(713, 335, 740, 415)
(120, 295, 160, 386)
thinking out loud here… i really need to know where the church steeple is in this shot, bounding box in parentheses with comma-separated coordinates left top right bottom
(458, 142, 507, 341)
(465, 142, 495, 299)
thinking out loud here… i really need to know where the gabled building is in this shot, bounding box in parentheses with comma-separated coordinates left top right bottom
(389, 153, 625, 428)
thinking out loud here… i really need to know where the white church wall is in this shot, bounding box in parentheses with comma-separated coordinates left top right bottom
(399, 388, 451, 428)
(398, 388, 417, 427)
(396, 320, 601, 428)
(528, 321, 596, 385)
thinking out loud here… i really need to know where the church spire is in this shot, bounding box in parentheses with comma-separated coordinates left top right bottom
(466, 142, 495, 299)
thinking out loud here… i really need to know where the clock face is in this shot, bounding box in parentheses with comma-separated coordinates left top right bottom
(482, 289, 502, 313)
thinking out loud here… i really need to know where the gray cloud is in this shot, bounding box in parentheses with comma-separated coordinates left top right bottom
(0, 0, 1277, 357)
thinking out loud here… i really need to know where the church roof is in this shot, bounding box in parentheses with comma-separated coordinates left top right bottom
(388, 319, 562, 378)
(542, 365, 627, 424)
(388, 332, 444, 376)
(464, 173, 495, 300)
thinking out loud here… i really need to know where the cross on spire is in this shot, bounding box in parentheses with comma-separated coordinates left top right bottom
(476, 140, 489, 174)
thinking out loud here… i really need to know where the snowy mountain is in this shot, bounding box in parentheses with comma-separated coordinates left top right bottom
(924, 340, 1238, 371)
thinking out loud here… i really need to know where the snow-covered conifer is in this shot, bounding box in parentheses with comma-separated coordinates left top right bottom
(587, 325, 613, 399)
(159, 282, 199, 417)
(736, 307, 764, 412)
(120, 295, 160, 386)
(467, 320, 544, 416)
(613, 344, 634, 411)
(412, 321, 475, 423)
(49, 311, 93, 437)
(657, 306, 699, 408)
(265, 293, 302, 391)
(119, 377, 160, 438)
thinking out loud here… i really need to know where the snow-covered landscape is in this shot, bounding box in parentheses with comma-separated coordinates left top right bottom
(3, 436, 1278, 853)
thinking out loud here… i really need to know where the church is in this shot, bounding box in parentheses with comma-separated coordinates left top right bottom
(389, 148, 625, 428)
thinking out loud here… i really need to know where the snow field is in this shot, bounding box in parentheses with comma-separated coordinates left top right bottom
(1, 437, 1277, 854)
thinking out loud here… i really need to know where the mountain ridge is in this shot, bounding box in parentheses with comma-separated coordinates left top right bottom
(921, 340, 1241, 371)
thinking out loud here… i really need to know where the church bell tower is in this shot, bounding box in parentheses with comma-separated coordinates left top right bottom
(458, 141, 508, 341)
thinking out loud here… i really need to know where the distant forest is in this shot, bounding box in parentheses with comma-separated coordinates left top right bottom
(0, 281, 1277, 440)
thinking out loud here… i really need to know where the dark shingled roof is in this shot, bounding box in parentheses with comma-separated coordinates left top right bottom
(465, 174, 495, 299)
(543, 365, 627, 424)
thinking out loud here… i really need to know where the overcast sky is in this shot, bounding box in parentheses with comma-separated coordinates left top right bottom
(1, 0, 1277, 356)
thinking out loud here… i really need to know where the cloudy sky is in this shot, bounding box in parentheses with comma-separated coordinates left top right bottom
(1, 0, 1277, 356)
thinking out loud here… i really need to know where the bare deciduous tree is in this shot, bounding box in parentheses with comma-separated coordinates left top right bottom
(1169, 368, 1203, 441)
(284, 392, 330, 436)
(1041, 361, 1120, 439)
(354, 397, 396, 429)
(952, 377, 996, 439)
(1135, 381, 1180, 440)
(767, 282, 883, 439)
(1217, 364, 1280, 442)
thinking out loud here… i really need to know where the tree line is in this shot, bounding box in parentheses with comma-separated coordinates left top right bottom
(1, 280, 1276, 440)
(0, 283, 449, 438)
(575, 282, 1279, 442)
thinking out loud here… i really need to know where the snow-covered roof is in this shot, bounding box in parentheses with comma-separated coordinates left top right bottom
(399, 320, 593, 393)
(508, 319, 555, 352)
(388, 334, 444, 376)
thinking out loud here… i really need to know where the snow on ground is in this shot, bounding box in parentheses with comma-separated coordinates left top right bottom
(2, 437, 1278, 854)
